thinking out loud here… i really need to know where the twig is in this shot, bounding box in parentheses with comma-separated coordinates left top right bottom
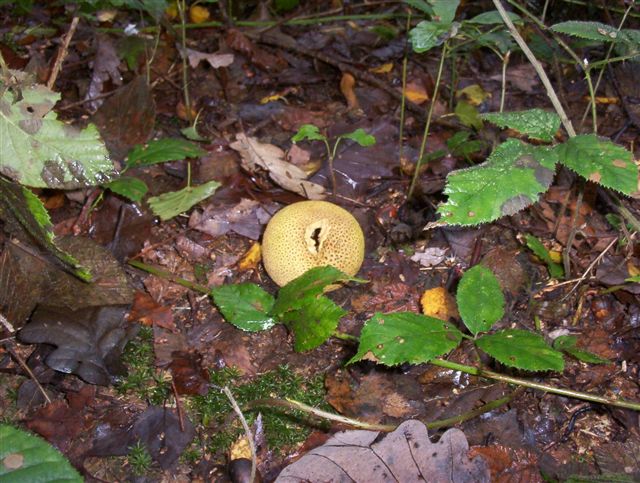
(223, 386, 257, 483)
(47, 16, 80, 90)
(493, 0, 576, 137)
(171, 379, 185, 432)
(563, 236, 617, 299)
(4, 342, 52, 405)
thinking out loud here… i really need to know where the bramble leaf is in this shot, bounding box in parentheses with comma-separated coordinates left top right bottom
(553, 335, 609, 364)
(105, 176, 148, 203)
(350, 312, 463, 366)
(482, 109, 560, 142)
(438, 139, 558, 225)
(280, 295, 346, 352)
(126, 138, 205, 169)
(475, 329, 565, 371)
(0, 83, 113, 189)
(555, 134, 638, 195)
(457, 265, 504, 335)
(551, 21, 621, 43)
(210, 283, 276, 332)
(147, 180, 220, 221)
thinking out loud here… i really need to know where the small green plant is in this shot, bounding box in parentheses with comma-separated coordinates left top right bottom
(128, 441, 153, 476)
(291, 124, 376, 193)
(191, 366, 328, 455)
(117, 326, 171, 404)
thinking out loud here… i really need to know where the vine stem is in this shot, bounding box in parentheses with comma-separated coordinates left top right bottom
(492, 0, 576, 137)
(429, 358, 640, 411)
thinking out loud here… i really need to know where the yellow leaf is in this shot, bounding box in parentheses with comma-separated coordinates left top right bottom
(456, 84, 491, 106)
(189, 5, 210, 24)
(404, 81, 429, 104)
(165, 2, 178, 20)
(371, 62, 393, 74)
(628, 261, 640, 277)
(420, 287, 458, 321)
(238, 242, 262, 271)
(549, 250, 562, 264)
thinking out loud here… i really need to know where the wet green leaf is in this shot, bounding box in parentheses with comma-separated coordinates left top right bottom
(476, 329, 565, 371)
(0, 83, 113, 189)
(210, 283, 276, 332)
(481, 109, 560, 142)
(105, 176, 148, 203)
(126, 138, 205, 169)
(551, 21, 621, 43)
(457, 265, 504, 335)
(281, 295, 346, 352)
(350, 312, 463, 366)
(555, 135, 638, 195)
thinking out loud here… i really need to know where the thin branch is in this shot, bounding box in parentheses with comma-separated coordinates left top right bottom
(47, 16, 80, 90)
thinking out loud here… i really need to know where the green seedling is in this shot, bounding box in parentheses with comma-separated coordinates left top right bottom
(291, 124, 375, 194)
(128, 441, 153, 476)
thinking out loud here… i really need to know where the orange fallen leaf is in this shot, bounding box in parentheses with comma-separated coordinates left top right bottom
(371, 62, 393, 74)
(238, 242, 262, 271)
(404, 80, 429, 104)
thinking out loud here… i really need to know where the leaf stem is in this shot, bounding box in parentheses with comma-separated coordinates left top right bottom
(430, 358, 640, 411)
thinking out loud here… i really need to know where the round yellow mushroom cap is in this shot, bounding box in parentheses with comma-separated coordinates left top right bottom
(262, 200, 365, 287)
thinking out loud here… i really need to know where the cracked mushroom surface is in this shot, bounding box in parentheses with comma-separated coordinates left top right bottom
(262, 200, 365, 287)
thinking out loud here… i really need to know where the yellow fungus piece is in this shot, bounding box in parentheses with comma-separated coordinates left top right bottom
(420, 287, 458, 321)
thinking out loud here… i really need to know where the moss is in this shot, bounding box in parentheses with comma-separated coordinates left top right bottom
(190, 365, 329, 457)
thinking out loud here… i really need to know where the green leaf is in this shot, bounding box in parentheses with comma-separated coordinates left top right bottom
(105, 176, 148, 203)
(625, 274, 640, 283)
(125, 138, 205, 169)
(430, 0, 459, 24)
(409, 20, 453, 53)
(446, 131, 485, 158)
(553, 335, 610, 364)
(291, 124, 326, 143)
(403, 0, 434, 16)
(438, 139, 558, 225)
(0, 83, 113, 189)
(272, 266, 363, 318)
(467, 10, 522, 25)
(476, 329, 565, 371)
(210, 283, 276, 332)
(0, 424, 83, 482)
(147, 180, 220, 221)
(551, 21, 621, 43)
(524, 234, 564, 279)
(457, 265, 504, 335)
(340, 128, 376, 147)
(455, 101, 483, 130)
(0, 178, 92, 281)
(481, 109, 560, 142)
(181, 125, 209, 142)
(349, 312, 463, 366)
(280, 295, 346, 352)
(555, 135, 638, 195)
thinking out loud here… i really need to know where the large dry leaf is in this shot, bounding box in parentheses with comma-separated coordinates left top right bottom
(230, 133, 325, 199)
(276, 420, 489, 482)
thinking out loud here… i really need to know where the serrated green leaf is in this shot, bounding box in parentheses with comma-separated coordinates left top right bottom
(280, 295, 345, 351)
(455, 101, 483, 130)
(551, 21, 621, 43)
(0, 84, 113, 189)
(291, 124, 326, 143)
(340, 128, 376, 147)
(525, 234, 564, 279)
(272, 266, 364, 318)
(105, 176, 148, 202)
(349, 312, 463, 366)
(403, 0, 434, 16)
(430, 0, 459, 24)
(553, 335, 609, 364)
(409, 20, 453, 53)
(210, 283, 276, 332)
(481, 109, 560, 142)
(0, 177, 92, 281)
(147, 180, 220, 221)
(555, 135, 638, 195)
(467, 10, 522, 25)
(476, 329, 565, 371)
(126, 138, 205, 169)
(457, 265, 504, 334)
(0, 424, 83, 482)
(438, 139, 558, 225)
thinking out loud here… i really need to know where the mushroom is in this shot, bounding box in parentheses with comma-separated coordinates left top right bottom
(262, 200, 365, 287)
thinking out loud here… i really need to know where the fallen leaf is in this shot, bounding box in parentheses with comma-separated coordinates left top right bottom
(404, 80, 429, 104)
(185, 48, 234, 69)
(276, 420, 489, 482)
(238, 242, 261, 271)
(230, 133, 325, 199)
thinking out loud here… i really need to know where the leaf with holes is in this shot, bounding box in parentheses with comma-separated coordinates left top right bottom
(437, 139, 558, 225)
(349, 312, 463, 366)
(475, 329, 565, 371)
(210, 283, 276, 332)
(482, 109, 560, 142)
(555, 134, 638, 195)
(457, 265, 504, 335)
(0, 424, 83, 482)
(0, 83, 113, 189)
